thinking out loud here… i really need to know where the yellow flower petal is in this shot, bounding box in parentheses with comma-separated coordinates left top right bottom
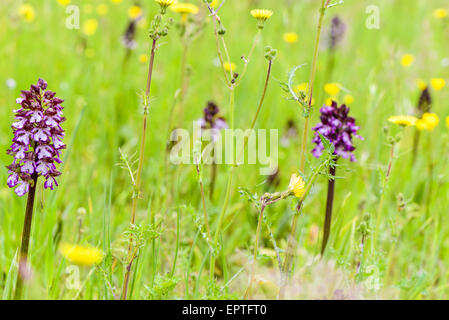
(431, 78, 446, 91)
(60, 243, 104, 266)
(283, 32, 298, 44)
(401, 54, 414, 67)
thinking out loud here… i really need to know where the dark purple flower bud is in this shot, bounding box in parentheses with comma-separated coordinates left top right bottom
(6, 79, 65, 196)
(312, 101, 363, 162)
(197, 101, 228, 142)
(122, 19, 139, 50)
(329, 16, 346, 50)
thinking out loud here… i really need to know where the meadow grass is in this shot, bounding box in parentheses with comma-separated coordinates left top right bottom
(1, 0, 449, 300)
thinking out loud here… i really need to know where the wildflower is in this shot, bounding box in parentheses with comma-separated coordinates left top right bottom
(288, 174, 306, 198)
(82, 19, 98, 36)
(128, 5, 142, 20)
(59, 243, 103, 266)
(155, 0, 175, 14)
(446, 116, 449, 129)
(111, 0, 122, 4)
(223, 61, 236, 73)
(250, 9, 273, 29)
(434, 8, 448, 19)
(329, 16, 346, 50)
(171, 3, 199, 23)
(343, 94, 354, 105)
(198, 101, 228, 142)
(7, 79, 65, 196)
(18, 4, 35, 22)
(401, 54, 414, 67)
(431, 78, 446, 91)
(312, 101, 363, 161)
(139, 54, 148, 64)
(210, 0, 220, 8)
(122, 20, 138, 50)
(416, 79, 427, 91)
(388, 115, 418, 127)
(57, 0, 71, 6)
(417, 87, 432, 114)
(283, 32, 298, 44)
(96, 4, 109, 16)
(416, 113, 440, 131)
(324, 83, 340, 97)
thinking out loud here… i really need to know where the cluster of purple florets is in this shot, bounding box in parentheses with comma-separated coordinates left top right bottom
(312, 101, 362, 162)
(7, 79, 65, 196)
(198, 101, 228, 142)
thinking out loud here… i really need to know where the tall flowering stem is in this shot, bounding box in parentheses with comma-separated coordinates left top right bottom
(7, 79, 66, 299)
(121, 2, 173, 299)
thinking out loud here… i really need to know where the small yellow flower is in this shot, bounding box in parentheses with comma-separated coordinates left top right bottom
(128, 5, 142, 20)
(223, 61, 236, 73)
(18, 4, 35, 22)
(96, 4, 109, 16)
(139, 54, 148, 64)
(111, 0, 122, 4)
(445, 116, 449, 129)
(431, 78, 446, 91)
(289, 174, 306, 198)
(57, 0, 71, 6)
(82, 19, 98, 36)
(283, 32, 298, 44)
(401, 54, 414, 67)
(324, 83, 340, 97)
(388, 115, 418, 127)
(343, 94, 354, 105)
(416, 79, 427, 91)
(155, 0, 175, 13)
(434, 8, 448, 19)
(417, 113, 440, 131)
(60, 243, 104, 266)
(210, 0, 220, 8)
(250, 9, 273, 29)
(325, 97, 337, 106)
(171, 3, 199, 15)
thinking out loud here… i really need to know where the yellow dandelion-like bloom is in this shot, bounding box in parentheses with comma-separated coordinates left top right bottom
(223, 61, 236, 73)
(57, 0, 71, 6)
(388, 115, 418, 127)
(18, 4, 35, 22)
(343, 94, 354, 105)
(283, 32, 298, 44)
(434, 8, 448, 19)
(139, 54, 148, 64)
(128, 5, 142, 20)
(325, 97, 337, 106)
(60, 243, 104, 266)
(171, 3, 199, 23)
(324, 83, 340, 97)
(251, 9, 273, 29)
(155, 0, 175, 13)
(96, 4, 109, 16)
(111, 0, 122, 4)
(416, 79, 427, 91)
(416, 113, 440, 131)
(289, 174, 306, 198)
(431, 78, 446, 91)
(82, 19, 99, 36)
(401, 54, 414, 67)
(445, 116, 449, 129)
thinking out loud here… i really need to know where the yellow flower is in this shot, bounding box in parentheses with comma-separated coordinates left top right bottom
(250, 9, 273, 21)
(18, 4, 35, 22)
(434, 8, 448, 19)
(128, 5, 142, 20)
(57, 0, 71, 6)
(139, 54, 148, 64)
(343, 94, 354, 105)
(388, 115, 418, 127)
(82, 19, 98, 36)
(401, 54, 414, 67)
(223, 61, 236, 73)
(325, 97, 337, 106)
(446, 116, 449, 129)
(210, 0, 220, 8)
(283, 32, 298, 44)
(60, 243, 104, 266)
(416, 79, 427, 91)
(155, 0, 175, 12)
(96, 4, 109, 16)
(111, 0, 122, 4)
(324, 83, 340, 97)
(171, 3, 199, 15)
(417, 113, 440, 131)
(431, 78, 446, 91)
(289, 174, 306, 198)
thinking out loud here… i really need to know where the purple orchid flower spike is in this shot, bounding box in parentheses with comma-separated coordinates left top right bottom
(6, 78, 65, 196)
